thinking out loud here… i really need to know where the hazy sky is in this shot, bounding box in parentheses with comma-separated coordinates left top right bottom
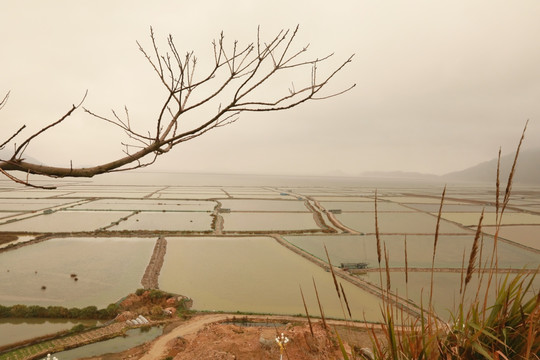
(1, 1, 539, 177)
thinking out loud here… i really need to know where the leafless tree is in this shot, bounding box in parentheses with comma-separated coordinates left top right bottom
(0, 26, 354, 188)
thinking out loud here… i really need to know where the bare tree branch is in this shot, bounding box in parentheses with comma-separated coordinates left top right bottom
(1, 125, 26, 150)
(0, 91, 10, 111)
(11, 91, 88, 161)
(0, 168, 56, 189)
(0, 27, 355, 184)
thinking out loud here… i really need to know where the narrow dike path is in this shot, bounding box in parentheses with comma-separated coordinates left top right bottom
(271, 234, 423, 318)
(141, 236, 167, 289)
(303, 199, 337, 233)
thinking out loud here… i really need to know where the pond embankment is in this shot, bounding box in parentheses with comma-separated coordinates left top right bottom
(141, 236, 167, 289)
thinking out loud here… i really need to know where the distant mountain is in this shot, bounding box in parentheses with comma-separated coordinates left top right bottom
(444, 148, 540, 184)
(0, 149, 43, 165)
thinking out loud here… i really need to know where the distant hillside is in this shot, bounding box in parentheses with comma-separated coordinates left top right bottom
(0, 149, 42, 165)
(444, 148, 540, 184)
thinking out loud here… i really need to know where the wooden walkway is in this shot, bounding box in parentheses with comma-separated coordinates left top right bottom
(0, 322, 128, 360)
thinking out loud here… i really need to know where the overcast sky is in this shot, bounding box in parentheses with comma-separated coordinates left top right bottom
(1, 0, 539, 177)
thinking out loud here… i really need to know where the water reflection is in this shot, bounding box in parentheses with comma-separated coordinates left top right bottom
(160, 236, 384, 321)
(53, 326, 162, 360)
(0, 238, 154, 307)
(0, 318, 99, 348)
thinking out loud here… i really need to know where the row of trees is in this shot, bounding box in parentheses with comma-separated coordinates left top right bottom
(0, 27, 354, 188)
(0, 303, 119, 320)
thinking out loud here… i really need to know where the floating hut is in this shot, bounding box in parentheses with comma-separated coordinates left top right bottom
(340, 262, 368, 270)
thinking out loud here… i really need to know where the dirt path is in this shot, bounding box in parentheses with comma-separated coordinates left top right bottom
(325, 211, 359, 234)
(212, 201, 224, 235)
(138, 314, 230, 360)
(141, 236, 167, 289)
(304, 199, 336, 233)
(138, 313, 387, 360)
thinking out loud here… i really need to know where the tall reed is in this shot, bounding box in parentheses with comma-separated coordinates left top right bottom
(365, 123, 539, 360)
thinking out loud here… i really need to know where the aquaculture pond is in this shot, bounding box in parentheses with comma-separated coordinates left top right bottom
(482, 225, 540, 250)
(0, 174, 538, 354)
(219, 199, 308, 212)
(380, 196, 465, 204)
(71, 199, 216, 212)
(159, 236, 384, 322)
(404, 203, 501, 213)
(319, 201, 412, 212)
(336, 212, 471, 234)
(149, 192, 222, 199)
(0, 190, 74, 199)
(0, 237, 154, 308)
(312, 196, 373, 202)
(221, 213, 319, 232)
(284, 234, 540, 270)
(361, 270, 540, 318)
(0, 211, 132, 232)
(109, 212, 213, 231)
(439, 212, 540, 226)
(0, 198, 78, 212)
(61, 191, 158, 199)
(0, 318, 100, 348)
(53, 326, 163, 360)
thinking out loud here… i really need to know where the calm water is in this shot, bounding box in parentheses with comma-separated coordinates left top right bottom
(0, 238, 154, 307)
(219, 199, 308, 211)
(362, 271, 540, 318)
(70, 199, 216, 211)
(53, 326, 162, 360)
(482, 225, 540, 250)
(0, 211, 132, 232)
(320, 200, 413, 212)
(0, 318, 100, 347)
(336, 212, 472, 234)
(222, 213, 319, 231)
(285, 234, 540, 269)
(159, 236, 384, 322)
(110, 212, 213, 231)
(440, 212, 540, 226)
(0, 172, 538, 347)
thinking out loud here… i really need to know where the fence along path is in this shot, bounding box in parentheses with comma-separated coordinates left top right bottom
(0, 322, 129, 360)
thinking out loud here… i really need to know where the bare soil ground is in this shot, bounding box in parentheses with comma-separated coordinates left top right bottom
(81, 314, 379, 360)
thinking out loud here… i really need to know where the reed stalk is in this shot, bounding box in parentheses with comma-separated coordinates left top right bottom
(324, 243, 341, 300)
(404, 235, 409, 301)
(312, 277, 328, 331)
(484, 121, 528, 320)
(462, 209, 484, 304)
(374, 189, 384, 289)
(363, 123, 538, 360)
(299, 285, 314, 337)
(383, 243, 391, 292)
(340, 282, 352, 318)
(429, 185, 446, 307)
(459, 248, 466, 296)
(465, 209, 484, 287)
